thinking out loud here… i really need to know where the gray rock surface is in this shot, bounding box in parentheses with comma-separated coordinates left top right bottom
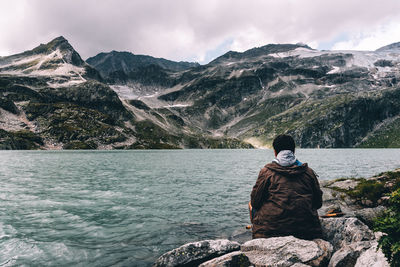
(328, 241, 372, 267)
(199, 251, 251, 267)
(320, 217, 375, 251)
(319, 187, 357, 217)
(328, 179, 359, 190)
(354, 242, 389, 267)
(354, 206, 386, 227)
(153, 239, 240, 267)
(241, 236, 332, 267)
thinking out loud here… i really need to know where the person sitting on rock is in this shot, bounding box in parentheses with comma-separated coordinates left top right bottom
(249, 134, 323, 240)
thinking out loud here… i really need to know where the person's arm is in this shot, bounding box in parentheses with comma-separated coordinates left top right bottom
(311, 171, 323, 210)
(250, 168, 270, 210)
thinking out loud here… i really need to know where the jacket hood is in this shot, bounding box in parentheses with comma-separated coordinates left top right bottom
(273, 150, 297, 166)
(266, 162, 308, 177)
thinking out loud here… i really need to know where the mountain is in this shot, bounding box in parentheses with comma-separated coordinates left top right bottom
(0, 37, 249, 149)
(86, 51, 199, 84)
(1, 37, 400, 149)
(0, 36, 101, 86)
(141, 43, 400, 148)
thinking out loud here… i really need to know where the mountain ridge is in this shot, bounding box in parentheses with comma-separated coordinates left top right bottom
(86, 50, 199, 84)
(1, 36, 400, 149)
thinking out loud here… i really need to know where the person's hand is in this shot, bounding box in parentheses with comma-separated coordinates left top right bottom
(248, 201, 253, 223)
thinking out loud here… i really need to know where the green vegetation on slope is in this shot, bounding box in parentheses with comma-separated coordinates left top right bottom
(25, 102, 126, 148)
(240, 87, 400, 148)
(328, 170, 400, 206)
(374, 188, 400, 267)
(358, 117, 400, 148)
(0, 129, 43, 150)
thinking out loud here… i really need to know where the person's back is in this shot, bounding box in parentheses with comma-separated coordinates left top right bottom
(250, 135, 323, 240)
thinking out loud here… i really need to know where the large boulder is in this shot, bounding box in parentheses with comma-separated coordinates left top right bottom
(354, 242, 389, 267)
(328, 241, 372, 267)
(153, 239, 240, 267)
(320, 217, 375, 251)
(240, 236, 332, 267)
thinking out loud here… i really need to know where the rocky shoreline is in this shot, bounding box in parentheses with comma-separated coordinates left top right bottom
(153, 168, 400, 266)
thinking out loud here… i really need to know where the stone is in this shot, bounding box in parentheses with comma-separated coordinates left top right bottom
(354, 206, 386, 227)
(319, 188, 357, 217)
(328, 241, 372, 267)
(153, 239, 240, 267)
(354, 242, 389, 267)
(328, 179, 359, 190)
(361, 199, 373, 207)
(241, 236, 332, 267)
(320, 217, 375, 251)
(199, 251, 251, 267)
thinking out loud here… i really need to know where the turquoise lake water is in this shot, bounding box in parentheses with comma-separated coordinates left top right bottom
(0, 149, 399, 266)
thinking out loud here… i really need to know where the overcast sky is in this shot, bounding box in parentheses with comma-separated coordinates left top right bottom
(2, 0, 400, 64)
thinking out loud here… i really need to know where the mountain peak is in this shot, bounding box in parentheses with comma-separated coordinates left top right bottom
(26, 36, 84, 66)
(0, 35, 91, 83)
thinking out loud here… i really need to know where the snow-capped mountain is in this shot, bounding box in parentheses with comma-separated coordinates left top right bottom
(0, 36, 100, 87)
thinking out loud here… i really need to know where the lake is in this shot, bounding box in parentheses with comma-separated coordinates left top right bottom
(0, 149, 399, 266)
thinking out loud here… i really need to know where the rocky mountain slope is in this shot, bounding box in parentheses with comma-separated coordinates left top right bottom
(0, 37, 249, 149)
(1, 36, 400, 149)
(86, 51, 199, 85)
(154, 43, 400, 148)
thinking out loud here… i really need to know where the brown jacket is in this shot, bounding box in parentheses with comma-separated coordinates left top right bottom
(250, 162, 323, 240)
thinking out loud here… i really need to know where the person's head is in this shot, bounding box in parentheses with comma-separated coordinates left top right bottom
(272, 134, 295, 156)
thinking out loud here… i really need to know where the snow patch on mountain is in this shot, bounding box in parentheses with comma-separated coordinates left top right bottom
(111, 85, 139, 100)
(327, 66, 341, 74)
(163, 104, 190, 108)
(0, 49, 86, 87)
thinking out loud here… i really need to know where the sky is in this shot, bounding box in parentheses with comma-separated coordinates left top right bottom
(1, 0, 400, 64)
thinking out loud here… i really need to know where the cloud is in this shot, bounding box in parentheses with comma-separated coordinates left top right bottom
(1, 0, 400, 63)
(332, 18, 400, 51)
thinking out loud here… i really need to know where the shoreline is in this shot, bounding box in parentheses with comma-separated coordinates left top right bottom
(154, 168, 400, 266)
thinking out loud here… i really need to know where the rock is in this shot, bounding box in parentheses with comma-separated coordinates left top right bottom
(319, 188, 357, 217)
(328, 179, 359, 190)
(153, 239, 240, 267)
(241, 236, 332, 267)
(354, 241, 389, 267)
(328, 241, 372, 267)
(199, 251, 251, 267)
(354, 206, 386, 227)
(361, 199, 374, 206)
(320, 217, 375, 251)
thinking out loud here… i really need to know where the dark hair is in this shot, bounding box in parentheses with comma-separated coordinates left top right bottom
(272, 134, 295, 154)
